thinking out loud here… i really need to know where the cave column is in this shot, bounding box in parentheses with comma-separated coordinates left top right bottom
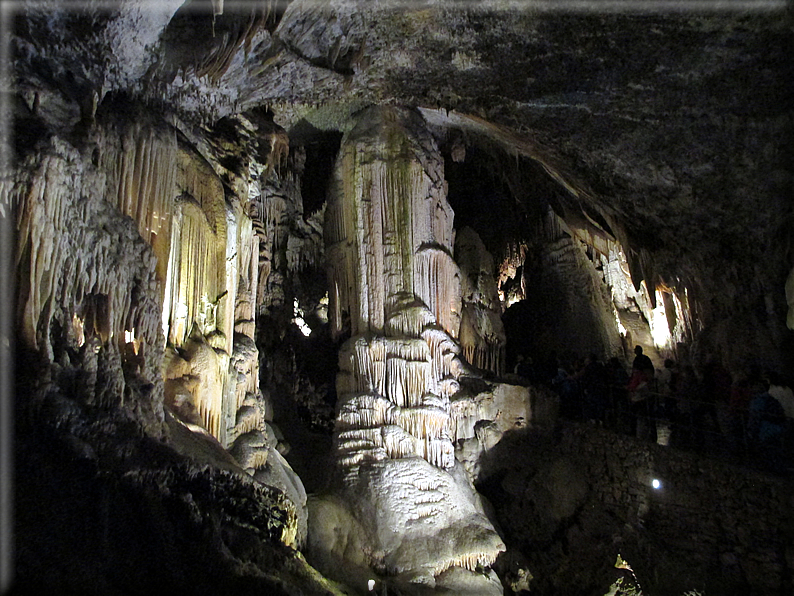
(314, 106, 504, 593)
(325, 106, 463, 471)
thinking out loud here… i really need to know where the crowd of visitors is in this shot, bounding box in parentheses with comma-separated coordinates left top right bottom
(511, 347, 793, 474)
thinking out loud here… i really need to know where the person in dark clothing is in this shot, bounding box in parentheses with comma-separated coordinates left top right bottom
(579, 354, 608, 425)
(693, 360, 727, 453)
(628, 346, 655, 440)
(632, 345, 654, 377)
(553, 360, 581, 420)
(514, 354, 535, 383)
(727, 372, 752, 456)
(541, 350, 559, 388)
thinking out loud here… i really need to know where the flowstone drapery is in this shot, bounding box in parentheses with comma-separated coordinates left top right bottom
(310, 107, 504, 594)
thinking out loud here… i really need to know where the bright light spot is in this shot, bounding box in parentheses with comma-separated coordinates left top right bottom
(293, 298, 312, 336)
(651, 478, 661, 490)
(649, 289, 672, 349)
(615, 311, 626, 336)
(367, 579, 375, 591)
(72, 314, 85, 347)
(504, 293, 521, 308)
(315, 292, 329, 324)
(175, 302, 188, 319)
(125, 328, 140, 355)
(295, 318, 311, 336)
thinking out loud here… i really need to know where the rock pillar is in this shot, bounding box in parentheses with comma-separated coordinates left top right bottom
(311, 106, 504, 594)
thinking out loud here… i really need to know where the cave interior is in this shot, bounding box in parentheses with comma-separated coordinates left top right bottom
(4, 1, 794, 595)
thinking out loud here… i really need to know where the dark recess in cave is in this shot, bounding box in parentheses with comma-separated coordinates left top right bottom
(12, 100, 49, 161)
(445, 145, 526, 259)
(294, 127, 343, 218)
(445, 144, 585, 260)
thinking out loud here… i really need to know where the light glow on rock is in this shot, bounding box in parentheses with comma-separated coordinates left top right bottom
(73, 314, 85, 347)
(649, 289, 672, 349)
(293, 298, 312, 336)
(615, 311, 627, 336)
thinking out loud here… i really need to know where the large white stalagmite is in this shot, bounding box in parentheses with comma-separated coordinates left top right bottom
(326, 106, 463, 473)
(325, 107, 460, 342)
(312, 106, 504, 594)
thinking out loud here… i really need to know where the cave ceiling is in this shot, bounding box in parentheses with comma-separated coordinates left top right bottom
(9, 0, 794, 323)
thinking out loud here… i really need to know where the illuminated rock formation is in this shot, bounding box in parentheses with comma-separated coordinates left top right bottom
(601, 243, 694, 356)
(311, 106, 504, 594)
(497, 241, 528, 307)
(250, 144, 324, 313)
(10, 4, 794, 595)
(9, 106, 313, 587)
(11, 134, 165, 429)
(456, 226, 507, 376)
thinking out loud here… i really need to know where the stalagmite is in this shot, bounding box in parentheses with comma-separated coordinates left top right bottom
(326, 107, 461, 473)
(311, 106, 504, 593)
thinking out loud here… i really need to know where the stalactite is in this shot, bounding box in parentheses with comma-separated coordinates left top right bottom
(385, 301, 436, 337)
(414, 246, 461, 339)
(101, 121, 179, 296)
(12, 137, 163, 420)
(433, 551, 499, 576)
(249, 147, 323, 312)
(233, 211, 259, 338)
(234, 406, 261, 437)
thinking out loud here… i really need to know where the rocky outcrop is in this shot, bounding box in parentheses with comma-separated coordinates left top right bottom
(480, 421, 794, 596)
(10, 132, 165, 432)
(8, 95, 317, 592)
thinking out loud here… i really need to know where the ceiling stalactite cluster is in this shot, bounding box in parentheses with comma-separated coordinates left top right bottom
(5, 2, 794, 595)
